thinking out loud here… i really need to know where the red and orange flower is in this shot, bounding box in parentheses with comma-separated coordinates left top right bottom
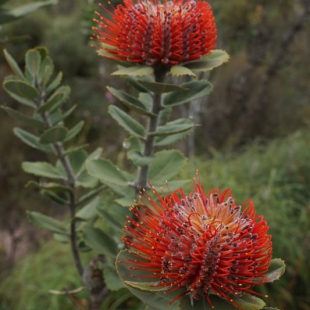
(122, 175, 272, 308)
(93, 0, 217, 66)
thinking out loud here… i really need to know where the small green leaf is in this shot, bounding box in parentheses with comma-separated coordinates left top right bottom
(114, 196, 135, 207)
(83, 226, 118, 259)
(109, 105, 146, 137)
(2, 106, 44, 128)
(26, 180, 71, 192)
(123, 136, 143, 153)
(39, 126, 68, 144)
(96, 207, 123, 233)
(86, 158, 129, 186)
(124, 76, 152, 93)
(127, 150, 153, 166)
(39, 56, 54, 86)
(149, 119, 194, 136)
(231, 294, 266, 310)
(264, 258, 286, 283)
(170, 65, 196, 77)
(103, 265, 126, 291)
(64, 120, 84, 142)
(25, 48, 41, 85)
(107, 86, 153, 116)
(148, 150, 187, 183)
(50, 104, 76, 125)
(3, 80, 38, 108)
(27, 211, 68, 235)
(111, 66, 154, 76)
(76, 170, 99, 188)
(183, 49, 230, 72)
(67, 149, 88, 176)
(154, 130, 192, 147)
(22, 161, 65, 179)
(135, 80, 187, 94)
(3, 49, 24, 79)
(138, 93, 153, 112)
(77, 185, 106, 205)
(163, 80, 212, 107)
(75, 196, 100, 222)
(37, 85, 71, 113)
(13, 127, 54, 153)
(41, 189, 69, 205)
(46, 71, 63, 95)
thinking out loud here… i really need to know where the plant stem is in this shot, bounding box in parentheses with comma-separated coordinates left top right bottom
(136, 66, 168, 191)
(38, 90, 84, 277)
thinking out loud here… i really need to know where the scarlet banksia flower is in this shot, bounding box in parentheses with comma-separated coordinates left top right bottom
(92, 0, 217, 65)
(122, 175, 273, 309)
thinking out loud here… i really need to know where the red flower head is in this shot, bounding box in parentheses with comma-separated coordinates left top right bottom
(123, 174, 273, 309)
(93, 0, 217, 66)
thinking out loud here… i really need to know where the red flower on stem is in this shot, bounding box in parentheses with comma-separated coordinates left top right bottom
(123, 174, 272, 309)
(93, 0, 217, 66)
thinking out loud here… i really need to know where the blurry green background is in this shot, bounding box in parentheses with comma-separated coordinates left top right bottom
(0, 0, 309, 309)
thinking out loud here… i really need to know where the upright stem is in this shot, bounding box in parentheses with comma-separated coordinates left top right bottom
(38, 90, 84, 277)
(136, 66, 168, 191)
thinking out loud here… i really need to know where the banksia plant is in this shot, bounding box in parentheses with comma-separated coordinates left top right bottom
(117, 173, 285, 309)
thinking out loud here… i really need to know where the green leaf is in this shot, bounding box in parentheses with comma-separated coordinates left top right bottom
(183, 49, 230, 72)
(231, 294, 266, 310)
(67, 149, 88, 174)
(46, 71, 63, 95)
(39, 126, 68, 144)
(127, 150, 153, 166)
(26, 180, 71, 192)
(39, 56, 54, 86)
(263, 258, 286, 283)
(76, 170, 99, 188)
(2, 106, 44, 129)
(154, 130, 192, 147)
(25, 48, 41, 85)
(86, 158, 129, 186)
(116, 250, 181, 310)
(114, 196, 136, 207)
(148, 150, 187, 183)
(111, 66, 154, 76)
(163, 80, 212, 107)
(77, 185, 106, 205)
(3, 49, 24, 79)
(170, 65, 196, 77)
(123, 136, 143, 153)
(125, 281, 168, 293)
(149, 119, 194, 136)
(75, 196, 100, 222)
(27, 211, 68, 235)
(13, 127, 54, 153)
(37, 85, 70, 113)
(64, 120, 84, 142)
(152, 180, 190, 192)
(135, 80, 187, 94)
(138, 93, 153, 112)
(41, 189, 69, 205)
(109, 105, 145, 138)
(103, 265, 126, 291)
(3, 80, 38, 108)
(124, 76, 152, 93)
(96, 207, 123, 233)
(107, 86, 153, 116)
(51, 104, 76, 125)
(83, 226, 118, 259)
(22, 161, 65, 179)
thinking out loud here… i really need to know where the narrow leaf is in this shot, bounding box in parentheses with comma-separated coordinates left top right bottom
(136, 80, 187, 94)
(163, 80, 212, 107)
(3, 49, 24, 79)
(39, 126, 68, 144)
(27, 211, 68, 235)
(25, 48, 41, 85)
(8, 0, 57, 18)
(149, 119, 194, 136)
(231, 294, 266, 310)
(170, 65, 196, 77)
(154, 130, 192, 147)
(64, 120, 84, 142)
(107, 86, 153, 116)
(109, 105, 145, 137)
(46, 71, 63, 95)
(22, 161, 65, 179)
(111, 66, 154, 76)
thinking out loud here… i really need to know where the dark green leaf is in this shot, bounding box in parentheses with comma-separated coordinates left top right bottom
(64, 120, 84, 142)
(13, 127, 54, 153)
(148, 150, 187, 183)
(86, 158, 129, 186)
(37, 85, 70, 113)
(40, 189, 69, 205)
(149, 119, 194, 136)
(26, 180, 71, 192)
(83, 226, 118, 259)
(51, 104, 76, 125)
(138, 92, 153, 112)
(2, 106, 44, 128)
(136, 80, 187, 94)
(3, 80, 38, 108)
(46, 71, 63, 95)
(67, 149, 88, 176)
(107, 86, 154, 116)
(39, 126, 68, 144)
(183, 49, 230, 72)
(114, 196, 135, 207)
(22, 161, 65, 179)
(109, 105, 145, 137)
(163, 80, 212, 107)
(3, 49, 24, 79)
(27, 211, 68, 235)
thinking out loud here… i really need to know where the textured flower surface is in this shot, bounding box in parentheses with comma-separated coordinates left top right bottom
(123, 174, 272, 309)
(93, 0, 217, 66)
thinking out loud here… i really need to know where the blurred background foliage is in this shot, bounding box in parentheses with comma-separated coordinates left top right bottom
(0, 0, 309, 309)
